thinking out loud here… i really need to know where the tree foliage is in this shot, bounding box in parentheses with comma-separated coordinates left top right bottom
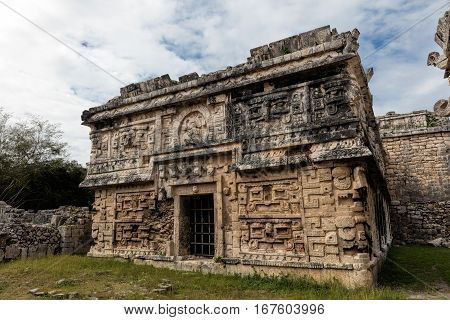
(0, 108, 93, 210)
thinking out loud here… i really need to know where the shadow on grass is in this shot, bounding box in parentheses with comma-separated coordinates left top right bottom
(378, 245, 450, 296)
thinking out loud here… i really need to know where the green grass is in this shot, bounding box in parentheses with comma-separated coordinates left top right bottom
(379, 245, 450, 291)
(0, 245, 448, 300)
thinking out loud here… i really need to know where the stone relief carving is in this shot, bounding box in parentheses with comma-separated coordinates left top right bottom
(231, 76, 355, 158)
(310, 79, 350, 121)
(239, 219, 305, 256)
(433, 99, 450, 117)
(161, 158, 216, 181)
(115, 191, 156, 221)
(232, 89, 307, 135)
(161, 115, 173, 150)
(229, 164, 371, 263)
(332, 167, 352, 190)
(237, 179, 302, 217)
(91, 188, 173, 255)
(302, 168, 334, 214)
(88, 118, 156, 174)
(90, 132, 109, 160)
(179, 111, 208, 146)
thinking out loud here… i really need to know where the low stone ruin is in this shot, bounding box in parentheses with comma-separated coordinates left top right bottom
(0, 202, 92, 261)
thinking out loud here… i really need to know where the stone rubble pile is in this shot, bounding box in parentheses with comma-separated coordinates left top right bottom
(152, 279, 173, 293)
(28, 288, 80, 299)
(0, 201, 92, 261)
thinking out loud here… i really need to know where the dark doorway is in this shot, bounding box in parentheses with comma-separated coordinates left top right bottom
(185, 194, 215, 257)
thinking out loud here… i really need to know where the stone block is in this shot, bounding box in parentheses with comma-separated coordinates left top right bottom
(166, 240, 174, 256)
(21, 247, 28, 259)
(72, 228, 85, 238)
(37, 245, 48, 257)
(335, 216, 355, 228)
(59, 226, 72, 238)
(51, 215, 62, 226)
(5, 245, 21, 259)
(47, 245, 58, 255)
(225, 231, 233, 245)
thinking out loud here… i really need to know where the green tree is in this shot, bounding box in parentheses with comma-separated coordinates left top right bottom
(0, 108, 92, 209)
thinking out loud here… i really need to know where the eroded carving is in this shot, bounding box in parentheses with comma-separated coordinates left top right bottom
(239, 219, 305, 256)
(237, 179, 302, 217)
(179, 111, 208, 146)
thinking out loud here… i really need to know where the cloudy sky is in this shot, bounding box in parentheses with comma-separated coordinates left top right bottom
(0, 0, 448, 165)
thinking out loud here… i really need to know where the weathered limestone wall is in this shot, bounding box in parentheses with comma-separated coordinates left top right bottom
(81, 25, 391, 287)
(378, 111, 449, 246)
(380, 10, 450, 247)
(89, 161, 390, 288)
(0, 202, 92, 261)
(90, 185, 174, 257)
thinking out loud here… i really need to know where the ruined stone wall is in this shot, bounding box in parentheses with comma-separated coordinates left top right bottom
(0, 202, 92, 261)
(378, 111, 449, 246)
(0, 223, 60, 260)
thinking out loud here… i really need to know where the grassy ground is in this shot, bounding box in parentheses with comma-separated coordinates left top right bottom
(0, 245, 448, 300)
(378, 245, 450, 299)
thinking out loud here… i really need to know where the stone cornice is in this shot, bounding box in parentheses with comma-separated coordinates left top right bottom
(82, 26, 363, 124)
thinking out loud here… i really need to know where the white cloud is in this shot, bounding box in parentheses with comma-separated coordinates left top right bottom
(0, 0, 448, 164)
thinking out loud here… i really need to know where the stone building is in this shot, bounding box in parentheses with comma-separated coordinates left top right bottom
(80, 25, 392, 287)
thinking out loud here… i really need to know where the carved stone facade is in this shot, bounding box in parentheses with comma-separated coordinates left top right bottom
(81, 26, 391, 287)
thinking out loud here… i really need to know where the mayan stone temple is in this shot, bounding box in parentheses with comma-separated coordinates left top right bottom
(80, 25, 394, 287)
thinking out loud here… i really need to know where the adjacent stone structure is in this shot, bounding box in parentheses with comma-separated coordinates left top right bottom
(377, 10, 449, 247)
(378, 111, 449, 245)
(0, 202, 92, 261)
(81, 26, 391, 287)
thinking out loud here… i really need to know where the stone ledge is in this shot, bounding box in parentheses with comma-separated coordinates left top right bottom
(379, 125, 449, 138)
(240, 259, 354, 270)
(129, 256, 375, 288)
(80, 171, 153, 188)
(144, 255, 175, 262)
(377, 109, 449, 138)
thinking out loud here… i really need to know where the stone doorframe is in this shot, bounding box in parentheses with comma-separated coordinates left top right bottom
(172, 180, 224, 259)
